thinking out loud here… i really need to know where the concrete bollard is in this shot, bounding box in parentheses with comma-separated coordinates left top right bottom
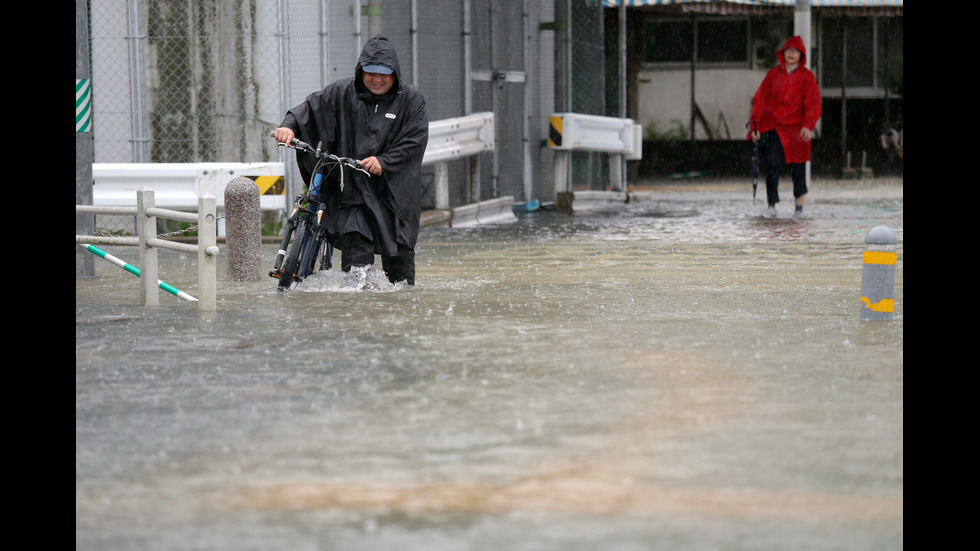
(860, 225, 898, 321)
(224, 177, 263, 282)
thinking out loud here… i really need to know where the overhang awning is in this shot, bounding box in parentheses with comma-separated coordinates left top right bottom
(602, 1, 903, 15)
(603, 1, 902, 5)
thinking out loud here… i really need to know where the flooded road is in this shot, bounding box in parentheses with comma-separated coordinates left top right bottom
(76, 178, 903, 550)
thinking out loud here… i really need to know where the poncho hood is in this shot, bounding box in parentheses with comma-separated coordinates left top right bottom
(355, 35, 402, 97)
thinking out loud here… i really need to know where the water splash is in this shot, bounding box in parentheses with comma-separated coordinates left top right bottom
(296, 264, 402, 293)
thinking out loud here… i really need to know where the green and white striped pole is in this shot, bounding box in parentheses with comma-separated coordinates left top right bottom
(76, 78, 92, 132)
(81, 244, 199, 302)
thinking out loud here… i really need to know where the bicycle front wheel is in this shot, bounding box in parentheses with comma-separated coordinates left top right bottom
(298, 228, 330, 278)
(278, 218, 309, 291)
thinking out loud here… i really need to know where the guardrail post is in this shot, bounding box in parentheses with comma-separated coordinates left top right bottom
(860, 225, 898, 321)
(435, 162, 449, 210)
(553, 150, 572, 214)
(198, 194, 218, 310)
(609, 153, 624, 192)
(137, 187, 159, 306)
(468, 156, 482, 204)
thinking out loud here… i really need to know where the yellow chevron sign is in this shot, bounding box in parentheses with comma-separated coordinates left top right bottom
(548, 115, 563, 148)
(250, 175, 283, 195)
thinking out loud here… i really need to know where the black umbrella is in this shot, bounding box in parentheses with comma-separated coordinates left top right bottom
(746, 121, 759, 201)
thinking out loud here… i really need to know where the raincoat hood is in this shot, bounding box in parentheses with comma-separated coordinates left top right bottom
(355, 35, 402, 96)
(777, 36, 807, 68)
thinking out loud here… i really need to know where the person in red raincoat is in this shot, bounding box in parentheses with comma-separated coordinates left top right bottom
(748, 36, 821, 218)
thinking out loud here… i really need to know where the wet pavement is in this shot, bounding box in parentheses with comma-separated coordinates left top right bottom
(76, 177, 903, 550)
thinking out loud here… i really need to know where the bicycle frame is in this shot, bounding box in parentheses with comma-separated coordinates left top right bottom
(268, 134, 369, 291)
(268, 188, 324, 278)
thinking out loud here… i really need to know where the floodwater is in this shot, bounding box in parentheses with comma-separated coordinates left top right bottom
(76, 178, 903, 551)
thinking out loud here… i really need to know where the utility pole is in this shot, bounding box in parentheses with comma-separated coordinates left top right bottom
(795, 0, 813, 186)
(77, 0, 95, 276)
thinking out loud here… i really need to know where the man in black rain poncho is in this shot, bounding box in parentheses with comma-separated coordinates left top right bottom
(274, 35, 428, 285)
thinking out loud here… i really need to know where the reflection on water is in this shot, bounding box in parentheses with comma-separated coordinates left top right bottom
(76, 180, 902, 550)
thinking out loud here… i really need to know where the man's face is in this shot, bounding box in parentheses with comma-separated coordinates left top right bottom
(363, 71, 395, 95)
(783, 48, 801, 66)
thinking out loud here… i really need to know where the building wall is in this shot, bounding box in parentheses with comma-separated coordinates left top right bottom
(637, 67, 768, 141)
(627, 8, 902, 177)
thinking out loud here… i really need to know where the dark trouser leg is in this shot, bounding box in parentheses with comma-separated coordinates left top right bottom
(790, 163, 808, 198)
(763, 130, 784, 206)
(340, 232, 374, 272)
(382, 244, 415, 285)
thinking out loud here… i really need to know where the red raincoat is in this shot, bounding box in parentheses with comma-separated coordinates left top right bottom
(748, 36, 822, 164)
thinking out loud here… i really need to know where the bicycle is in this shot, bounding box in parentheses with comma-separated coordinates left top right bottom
(268, 133, 370, 291)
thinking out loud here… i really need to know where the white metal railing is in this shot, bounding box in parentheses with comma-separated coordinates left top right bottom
(92, 162, 286, 211)
(422, 112, 495, 210)
(548, 112, 642, 196)
(90, 114, 495, 217)
(76, 188, 218, 310)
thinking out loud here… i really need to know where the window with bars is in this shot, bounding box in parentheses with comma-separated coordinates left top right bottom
(820, 15, 903, 97)
(643, 17, 750, 68)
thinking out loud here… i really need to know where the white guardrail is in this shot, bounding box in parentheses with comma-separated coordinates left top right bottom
(422, 112, 494, 211)
(92, 162, 286, 211)
(547, 112, 642, 212)
(421, 112, 514, 226)
(547, 112, 642, 158)
(91, 113, 505, 227)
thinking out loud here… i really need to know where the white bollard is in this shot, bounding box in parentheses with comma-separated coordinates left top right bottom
(859, 225, 897, 321)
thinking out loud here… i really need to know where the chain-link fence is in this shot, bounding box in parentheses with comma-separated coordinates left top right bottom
(89, 0, 286, 165)
(566, 0, 612, 189)
(86, 0, 625, 234)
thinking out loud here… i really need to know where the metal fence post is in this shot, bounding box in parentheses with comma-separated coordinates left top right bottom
(127, 0, 149, 162)
(198, 194, 218, 310)
(137, 187, 159, 306)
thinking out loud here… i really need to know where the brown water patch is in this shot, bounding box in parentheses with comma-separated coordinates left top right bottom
(226, 350, 901, 523)
(229, 469, 901, 522)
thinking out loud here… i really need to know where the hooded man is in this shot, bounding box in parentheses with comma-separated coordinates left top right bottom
(748, 36, 821, 219)
(275, 35, 428, 284)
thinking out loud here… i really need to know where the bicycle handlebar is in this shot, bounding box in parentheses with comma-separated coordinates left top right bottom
(271, 131, 370, 176)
